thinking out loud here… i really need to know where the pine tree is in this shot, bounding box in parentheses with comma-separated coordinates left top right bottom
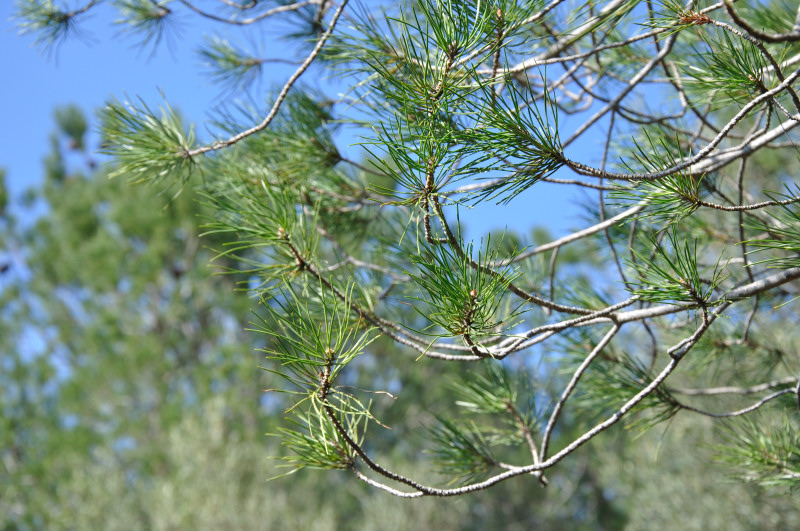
(14, 0, 800, 504)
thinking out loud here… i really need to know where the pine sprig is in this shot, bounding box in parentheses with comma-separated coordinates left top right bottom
(15, 0, 93, 52)
(198, 36, 266, 94)
(716, 413, 800, 489)
(99, 95, 197, 185)
(614, 128, 707, 226)
(258, 281, 381, 474)
(431, 361, 542, 485)
(627, 230, 729, 306)
(406, 234, 523, 345)
(253, 281, 377, 394)
(644, 0, 712, 37)
(453, 360, 541, 436)
(429, 417, 497, 485)
(461, 75, 564, 205)
(682, 29, 771, 109)
(201, 177, 318, 288)
(113, 0, 175, 53)
(275, 408, 358, 472)
(363, 115, 463, 209)
(745, 188, 800, 269)
(409, 0, 497, 60)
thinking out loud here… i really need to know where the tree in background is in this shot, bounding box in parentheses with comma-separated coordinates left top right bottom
(12, 0, 800, 519)
(0, 106, 262, 527)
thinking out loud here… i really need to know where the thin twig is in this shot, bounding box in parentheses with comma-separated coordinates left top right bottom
(185, 0, 348, 157)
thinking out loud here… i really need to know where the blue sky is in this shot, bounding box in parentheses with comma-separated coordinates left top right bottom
(1, 1, 585, 239)
(1, 2, 283, 198)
